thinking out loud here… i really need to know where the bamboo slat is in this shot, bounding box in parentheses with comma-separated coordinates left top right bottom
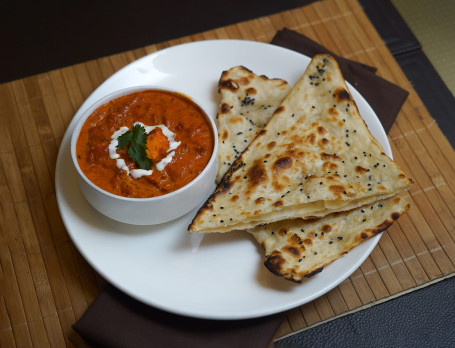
(1, 0, 454, 346)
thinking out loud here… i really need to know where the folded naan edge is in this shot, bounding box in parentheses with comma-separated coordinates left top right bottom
(249, 195, 410, 283)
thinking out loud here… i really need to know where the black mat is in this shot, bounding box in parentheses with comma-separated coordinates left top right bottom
(0, 0, 315, 83)
(276, 276, 455, 348)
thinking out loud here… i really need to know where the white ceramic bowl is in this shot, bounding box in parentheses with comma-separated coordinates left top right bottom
(70, 86, 218, 225)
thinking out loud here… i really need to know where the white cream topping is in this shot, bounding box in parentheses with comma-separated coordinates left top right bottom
(108, 122, 181, 179)
(131, 169, 154, 179)
(156, 151, 175, 171)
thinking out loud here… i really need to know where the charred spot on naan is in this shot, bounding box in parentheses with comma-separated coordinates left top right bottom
(334, 87, 352, 103)
(328, 107, 338, 116)
(264, 251, 287, 277)
(246, 159, 268, 189)
(273, 105, 285, 115)
(219, 79, 240, 92)
(220, 103, 232, 114)
(304, 267, 324, 278)
(273, 156, 292, 172)
(321, 152, 341, 161)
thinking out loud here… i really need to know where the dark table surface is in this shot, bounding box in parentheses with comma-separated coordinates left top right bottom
(2, 0, 454, 347)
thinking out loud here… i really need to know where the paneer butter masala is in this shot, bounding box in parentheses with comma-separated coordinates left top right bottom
(76, 90, 214, 198)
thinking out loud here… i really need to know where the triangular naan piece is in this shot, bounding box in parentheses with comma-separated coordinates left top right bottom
(189, 54, 412, 233)
(216, 66, 291, 183)
(248, 195, 409, 282)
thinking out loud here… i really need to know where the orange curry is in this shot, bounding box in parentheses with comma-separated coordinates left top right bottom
(76, 90, 214, 198)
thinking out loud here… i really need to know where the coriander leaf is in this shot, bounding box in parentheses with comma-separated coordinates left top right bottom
(117, 131, 132, 149)
(129, 145, 154, 170)
(116, 124, 154, 170)
(131, 124, 148, 145)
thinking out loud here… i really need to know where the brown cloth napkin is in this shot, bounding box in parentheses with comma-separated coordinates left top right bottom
(73, 285, 283, 348)
(73, 29, 409, 348)
(272, 28, 409, 133)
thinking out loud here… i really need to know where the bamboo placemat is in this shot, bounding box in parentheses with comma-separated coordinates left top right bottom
(1, 0, 455, 346)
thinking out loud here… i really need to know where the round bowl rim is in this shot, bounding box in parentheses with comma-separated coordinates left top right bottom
(70, 85, 218, 202)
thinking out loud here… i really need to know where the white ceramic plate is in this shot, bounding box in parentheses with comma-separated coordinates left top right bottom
(55, 40, 391, 320)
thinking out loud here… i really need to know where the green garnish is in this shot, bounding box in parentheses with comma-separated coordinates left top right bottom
(117, 124, 154, 170)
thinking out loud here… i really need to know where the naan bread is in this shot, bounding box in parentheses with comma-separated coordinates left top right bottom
(249, 195, 409, 283)
(216, 66, 291, 183)
(189, 54, 412, 233)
